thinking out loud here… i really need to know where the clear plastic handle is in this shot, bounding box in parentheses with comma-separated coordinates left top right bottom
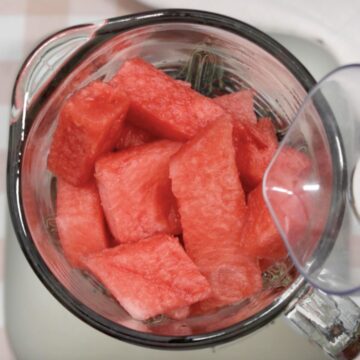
(264, 64, 360, 295)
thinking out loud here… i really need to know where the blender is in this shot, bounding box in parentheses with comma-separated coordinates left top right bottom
(6, 9, 360, 359)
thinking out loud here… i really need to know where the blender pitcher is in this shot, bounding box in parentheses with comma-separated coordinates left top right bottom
(6, 9, 360, 359)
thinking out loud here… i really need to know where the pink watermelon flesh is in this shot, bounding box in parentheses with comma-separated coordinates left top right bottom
(166, 306, 190, 320)
(191, 255, 262, 315)
(233, 117, 278, 192)
(111, 58, 230, 141)
(48, 81, 129, 186)
(170, 119, 255, 312)
(95, 140, 182, 243)
(240, 184, 287, 261)
(82, 234, 211, 320)
(56, 179, 108, 268)
(213, 90, 257, 124)
(50, 63, 293, 318)
(115, 122, 156, 150)
(264, 147, 317, 257)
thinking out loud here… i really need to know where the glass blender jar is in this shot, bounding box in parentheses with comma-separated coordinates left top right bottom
(6, 9, 360, 358)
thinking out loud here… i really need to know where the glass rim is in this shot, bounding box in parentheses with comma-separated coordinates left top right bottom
(7, 8, 316, 349)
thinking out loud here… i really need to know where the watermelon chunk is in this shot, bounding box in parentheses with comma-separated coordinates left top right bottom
(95, 140, 182, 243)
(170, 119, 253, 311)
(82, 234, 211, 320)
(191, 255, 262, 315)
(264, 147, 316, 256)
(240, 184, 286, 261)
(213, 90, 257, 124)
(166, 306, 190, 320)
(111, 58, 230, 141)
(233, 117, 278, 192)
(267, 146, 312, 187)
(257, 117, 277, 139)
(48, 81, 129, 185)
(56, 179, 108, 268)
(115, 123, 156, 150)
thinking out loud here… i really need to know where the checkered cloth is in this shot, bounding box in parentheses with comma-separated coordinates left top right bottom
(0, 1, 151, 358)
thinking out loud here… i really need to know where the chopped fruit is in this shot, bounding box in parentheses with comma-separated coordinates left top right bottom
(264, 146, 316, 256)
(111, 58, 230, 141)
(240, 184, 287, 261)
(49, 58, 296, 320)
(233, 117, 278, 192)
(82, 234, 211, 320)
(115, 123, 156, 150)
(166, 306, 190, 320)
(170, 119, 252, 311)
(213, 90, 257, 124)
(56, 179, 108, 268)
(48, 81, 129, 185)
(95, 140, 182, 243)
